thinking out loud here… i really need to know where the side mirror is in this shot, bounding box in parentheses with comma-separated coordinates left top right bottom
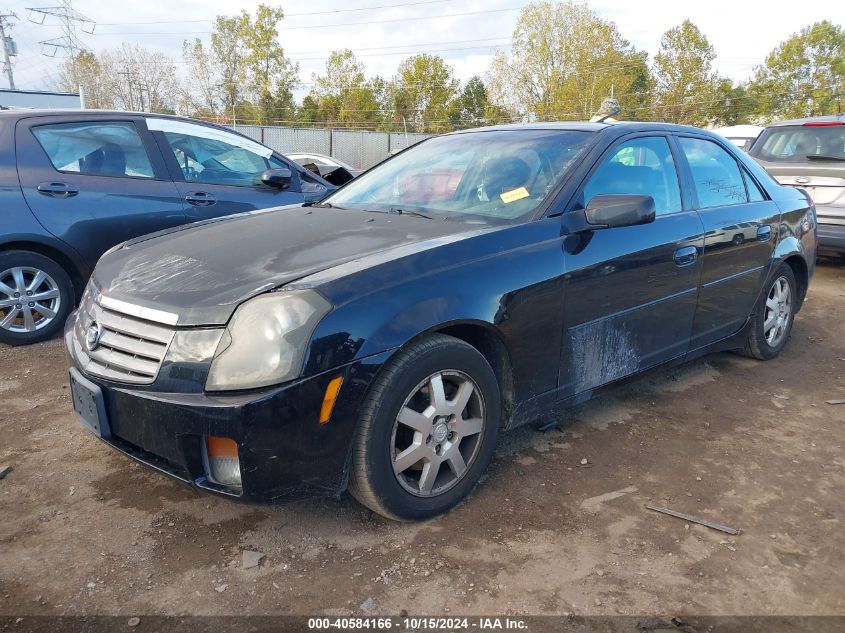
(260, 167, 293, 189)
(563, 194, 655, 233)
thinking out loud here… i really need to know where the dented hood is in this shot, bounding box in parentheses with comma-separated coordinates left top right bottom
(92, 205, 473, 326)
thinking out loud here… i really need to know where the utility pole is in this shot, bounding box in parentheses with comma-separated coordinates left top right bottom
(0, 11, 17, 90)
(26, 0, 95, 57)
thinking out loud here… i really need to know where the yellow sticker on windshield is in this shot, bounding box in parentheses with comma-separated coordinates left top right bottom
(500, 187, 529, 203)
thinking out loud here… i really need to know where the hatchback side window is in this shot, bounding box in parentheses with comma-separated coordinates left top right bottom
(680, 137, 748, 208)
(148, 118, 283, 187)
(583, 136, 682, 216)
(32, 121, 154, 179)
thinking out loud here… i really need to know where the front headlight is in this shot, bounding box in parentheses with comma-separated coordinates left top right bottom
(205, 290, 331, 391)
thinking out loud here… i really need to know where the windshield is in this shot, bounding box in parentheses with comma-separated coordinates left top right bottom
(323, 129, 594, 224)
(753, 125, 845, 162)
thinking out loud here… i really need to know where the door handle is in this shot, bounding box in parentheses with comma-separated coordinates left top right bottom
(673, 245, 698, 267)
(757, 225, 772, 242)
(185, 192, 216, 206)
(36, 182, 79, 198)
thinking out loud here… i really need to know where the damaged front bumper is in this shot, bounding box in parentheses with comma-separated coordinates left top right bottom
(64, 313, 391, 501)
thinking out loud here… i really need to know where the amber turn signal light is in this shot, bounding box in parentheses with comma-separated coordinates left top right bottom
(205, 436, 241, 487)
(319, 376, 344, 424)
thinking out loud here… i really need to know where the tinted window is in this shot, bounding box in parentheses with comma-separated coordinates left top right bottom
(583, 136, 682, 216)
(743, 169, 765, 202)
(325, 130, 594, 225)
(148, 118, 283, 187)
(32, 121, 154, 178)
(680, 137, 747, 208)
(753, 125, 845, 163)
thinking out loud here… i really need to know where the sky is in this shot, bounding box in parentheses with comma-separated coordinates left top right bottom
(3, 0, 844, 100)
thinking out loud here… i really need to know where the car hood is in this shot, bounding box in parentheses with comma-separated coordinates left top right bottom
(92, 205, 480, 326)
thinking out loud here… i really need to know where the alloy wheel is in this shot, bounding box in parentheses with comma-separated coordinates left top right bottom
(763, 275, 792, 347)
(0, 266, 62, 333)
(390, 370, 486, 497)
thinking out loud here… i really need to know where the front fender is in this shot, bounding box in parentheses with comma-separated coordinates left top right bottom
(302, 220, 568, 402)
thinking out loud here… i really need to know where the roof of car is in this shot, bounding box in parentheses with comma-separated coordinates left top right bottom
(452, 121, 719, 135)
(765, 113, 845, 127)
(0, 109, 214, 122)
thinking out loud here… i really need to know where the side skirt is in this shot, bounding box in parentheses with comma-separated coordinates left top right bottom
(505, 318, 755, 432)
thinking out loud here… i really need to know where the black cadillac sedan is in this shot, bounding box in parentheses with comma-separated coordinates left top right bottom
(65, 122, 816, 520)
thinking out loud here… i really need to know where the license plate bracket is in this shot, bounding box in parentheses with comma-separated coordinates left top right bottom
(69, 368, 111, 438)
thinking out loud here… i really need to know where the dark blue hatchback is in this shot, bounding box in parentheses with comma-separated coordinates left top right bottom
(0, 110, 333, 345)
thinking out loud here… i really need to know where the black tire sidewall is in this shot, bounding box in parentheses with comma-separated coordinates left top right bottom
(362, 340, 501, 521)
(753, 264, 797, 359)
(0, 251, 74, 346)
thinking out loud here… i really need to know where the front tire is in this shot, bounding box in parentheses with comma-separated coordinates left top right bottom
(349, 334, 501, 521)
(0, 250, 74, 346)
(742, 263, 797, 360)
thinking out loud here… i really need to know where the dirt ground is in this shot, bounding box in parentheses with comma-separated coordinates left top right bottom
(1, 260, 844, 617)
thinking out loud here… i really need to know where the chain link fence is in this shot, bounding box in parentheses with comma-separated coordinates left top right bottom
(230, 124, 431, 170)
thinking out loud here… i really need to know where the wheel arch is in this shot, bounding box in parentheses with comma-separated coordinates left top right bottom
(782, 254, 808, 308)
(771, 234, 810, 311)
(371, 319, 516, 428)
(0, 239, 88, 302)
(428, 320, 515, 425)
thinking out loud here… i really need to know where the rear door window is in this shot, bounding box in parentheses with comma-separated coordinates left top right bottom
(679, 137, 748, 208)
(743, 169, 766, 202)
(32, 121, 155, 179)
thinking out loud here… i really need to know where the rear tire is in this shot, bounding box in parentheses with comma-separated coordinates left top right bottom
(348, 334, 501, 521)
(0, 250, 74, 346)
(742, 263, 797, 360)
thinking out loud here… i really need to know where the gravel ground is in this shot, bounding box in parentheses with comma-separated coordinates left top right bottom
(1, 260, 844, 617)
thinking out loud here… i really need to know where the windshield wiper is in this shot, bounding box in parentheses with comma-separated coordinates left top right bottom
(806, 154, 845, 161)
(388, 207, 433, 219)
(309, 201, 346, 208)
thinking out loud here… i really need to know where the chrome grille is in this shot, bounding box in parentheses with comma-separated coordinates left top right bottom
(72, 286, 176, 384)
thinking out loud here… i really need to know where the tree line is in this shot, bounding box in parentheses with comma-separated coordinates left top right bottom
(58, 1, 845, 133)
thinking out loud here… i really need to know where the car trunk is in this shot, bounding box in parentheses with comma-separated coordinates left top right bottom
(764, 162, 845, 227)
(751, 124, 845, 225)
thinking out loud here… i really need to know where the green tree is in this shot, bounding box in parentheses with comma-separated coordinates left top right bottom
(748, 21, 845, 120)
(710, 79, 754, 126)
(237, 4, 299, 124)
(298, 95, 319, 125)
(391, 54, 459, 133)
(487, 1, 652, 121)
(57, 51, 107, 108)
(210, 14, 245, 122)
(309, 50, 383, 128)
(653, 20, 720, 126)
(449, 76, 511, 129)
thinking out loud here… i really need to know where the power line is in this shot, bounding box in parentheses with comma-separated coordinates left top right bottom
(26, 0, 95, 57)
(96, 4, 531, 35)
(97, 0, 456, 24)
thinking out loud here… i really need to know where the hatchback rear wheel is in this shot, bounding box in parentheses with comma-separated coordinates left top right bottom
(0, 251, 74, 346)
(349, 334, 501, 520)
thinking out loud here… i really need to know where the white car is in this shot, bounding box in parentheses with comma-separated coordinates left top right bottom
(713, 125, 764, 152)
(287, 153, 363, 183)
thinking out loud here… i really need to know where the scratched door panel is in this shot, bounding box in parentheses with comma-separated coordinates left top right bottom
(558, 211, 704, 396)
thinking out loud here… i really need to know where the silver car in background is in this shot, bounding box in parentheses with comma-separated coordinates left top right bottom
(749, 115, 845, 255)
(714, 124, 763, 152)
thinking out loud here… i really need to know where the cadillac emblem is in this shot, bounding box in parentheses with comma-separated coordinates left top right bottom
(85, 321, 103, 352)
